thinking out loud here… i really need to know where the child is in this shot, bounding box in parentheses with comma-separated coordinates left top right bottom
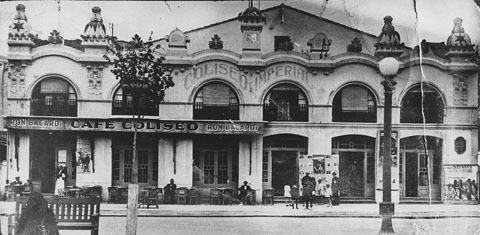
(325, 184, 332, 207)
(290, 185, 300, 209)
(283, 184, 292, 207)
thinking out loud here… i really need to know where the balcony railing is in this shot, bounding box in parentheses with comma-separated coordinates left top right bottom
(263, 103, 308, 121)
(332, 105, 376, 123)
(400, 107, 443, 123)
(112, 100, 158, 116)
(193, 103, 239, 120)
(31, 98, 77, 117)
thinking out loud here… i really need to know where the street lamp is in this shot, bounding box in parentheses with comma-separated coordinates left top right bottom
(378, 57, 399, 234)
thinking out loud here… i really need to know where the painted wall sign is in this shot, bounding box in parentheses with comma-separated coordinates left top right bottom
(6, 117, 264, 134)
(183, 62, 313, 92)
(443, 165, 479, 203)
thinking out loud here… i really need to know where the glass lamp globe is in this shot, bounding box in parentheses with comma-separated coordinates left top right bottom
(379, 57, 400, 76)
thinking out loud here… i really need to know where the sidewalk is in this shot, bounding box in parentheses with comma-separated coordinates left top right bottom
(99, 202, 480, 219)
(2, 201, 479, 219)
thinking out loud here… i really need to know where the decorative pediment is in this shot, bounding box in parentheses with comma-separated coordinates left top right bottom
(166, 28, 190, 48)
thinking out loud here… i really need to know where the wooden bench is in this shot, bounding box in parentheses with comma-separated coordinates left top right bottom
(8, 196, 101, 235)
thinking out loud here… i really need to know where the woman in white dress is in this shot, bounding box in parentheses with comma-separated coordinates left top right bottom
(54, 165, 66, 196)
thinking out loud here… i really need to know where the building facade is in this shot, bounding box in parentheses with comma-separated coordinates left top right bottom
(2, 4, 479, 203)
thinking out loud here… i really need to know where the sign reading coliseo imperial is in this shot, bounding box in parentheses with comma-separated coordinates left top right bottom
(6, 117, 264, 134)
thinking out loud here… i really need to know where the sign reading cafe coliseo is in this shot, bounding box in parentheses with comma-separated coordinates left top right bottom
(6, 117, 264, 134)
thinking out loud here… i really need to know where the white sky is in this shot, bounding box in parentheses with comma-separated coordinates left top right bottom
(1, 0, 479, 56)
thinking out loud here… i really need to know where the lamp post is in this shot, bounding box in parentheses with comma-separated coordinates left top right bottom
(378, 57, 399, 234)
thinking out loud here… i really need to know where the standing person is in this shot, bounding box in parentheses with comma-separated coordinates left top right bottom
(324, 184, 333, 207)
(301, 172, 315, 209)
(238, 181, 252, 205)
(331, 172, 341, 206)
(290, 185, 300, 210)
(316, 178, 326, 205)
(54, 165, 66, 196)
(163, 179, 177, 204)
(283, 184, 292, 207)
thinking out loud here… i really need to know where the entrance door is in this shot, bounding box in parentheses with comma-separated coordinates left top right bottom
(405, 153, 418, 197)
(112, 149, 158, 187)
(56, 147, 76, 187)
(201, 150, 231, 188)
(339, 152, 366, 197)
(271, 151, 297, 195)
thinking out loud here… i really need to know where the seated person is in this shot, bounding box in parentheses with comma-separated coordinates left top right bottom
(11, 176, 23, 185)
(238, 181, 252, 205)
(163, 179, 177, 204)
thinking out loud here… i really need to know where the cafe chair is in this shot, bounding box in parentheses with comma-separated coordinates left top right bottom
(187, 188, 200, 205)
(262, 188, 274, 205)
(245, 190, 256, 205)
(107, 187, 119, 203)
(156, 188, 164, 204)
(56, 188, 68, 198)
(5, 185, 15, 201)
(176, 187, 188, 205)
(21, 185, 32, 198)
(86, 185, 102, 198)
(118, 187, 129, 203)
(147, 188, 160, 208)
(210, 189, 221, 205)
(222, 189, 233, 205)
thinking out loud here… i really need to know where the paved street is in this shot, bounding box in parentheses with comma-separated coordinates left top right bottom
(56, 217, 480, 235)
(2, 202, 480, 235)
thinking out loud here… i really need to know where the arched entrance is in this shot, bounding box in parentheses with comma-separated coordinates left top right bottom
(400, 136, 442, 200)
(332, 135, 376, 198)
(263, 134, 308, 195)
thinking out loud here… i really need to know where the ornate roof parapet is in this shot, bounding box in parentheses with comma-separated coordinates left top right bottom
(308, 33, 332, 60)
(347, 37, 362, 53)
(8, 4, 35, 51)
(209, 34, 224, 49)
(238, 0, 266, 24)
(166, 28, 190, 57)
(374, 16, 403, 59)
(81, 6, 109, 51)
(238, 1, 265, 58)
(444, 18, 475, 62)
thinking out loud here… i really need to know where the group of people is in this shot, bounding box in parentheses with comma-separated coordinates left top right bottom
(284, 172, 341, 210)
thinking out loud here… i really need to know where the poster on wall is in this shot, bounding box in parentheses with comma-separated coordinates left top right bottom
(76, 136, 93, 174)
(313, 155, 326, 174)
(377, 130, 399, 190)
(443, 165, 479, 203)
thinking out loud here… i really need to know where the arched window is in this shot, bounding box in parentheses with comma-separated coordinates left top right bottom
(193, 82, 239, 120)
(112, 85, 158, 116)
(31, 77, 77, 116)
(263, 84, 308, 122)
(400, 84, 444, 123)
(332, 85, 376, 122)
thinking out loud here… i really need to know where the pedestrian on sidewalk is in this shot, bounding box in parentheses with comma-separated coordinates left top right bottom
(290, 185, 300, 209)
(283, 184, 292, 207)
(331, 172, 341, 206)
(316, 178, 326, 205)
(324, 184, 332, 207)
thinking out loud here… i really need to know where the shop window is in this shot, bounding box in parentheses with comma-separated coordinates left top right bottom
(400, 84, 444, 123)
(112, 86, 158, 116)
(31, 77, 77, 116)
(263, 84, 308, 122)
(332, 85, 376, 122)
(193, 82, 239, 120)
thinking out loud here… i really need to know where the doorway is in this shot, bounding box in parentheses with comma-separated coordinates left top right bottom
(404, 153, 418, 197)
(339, 152, 365, 197)
(332, 135, 375, 198)
(201, 150, 231, 188)
(271, 151, 297, 194)
(400, 136, 442, 199)
(263, 134, 308, 196)
(30, 131, 76, 193)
